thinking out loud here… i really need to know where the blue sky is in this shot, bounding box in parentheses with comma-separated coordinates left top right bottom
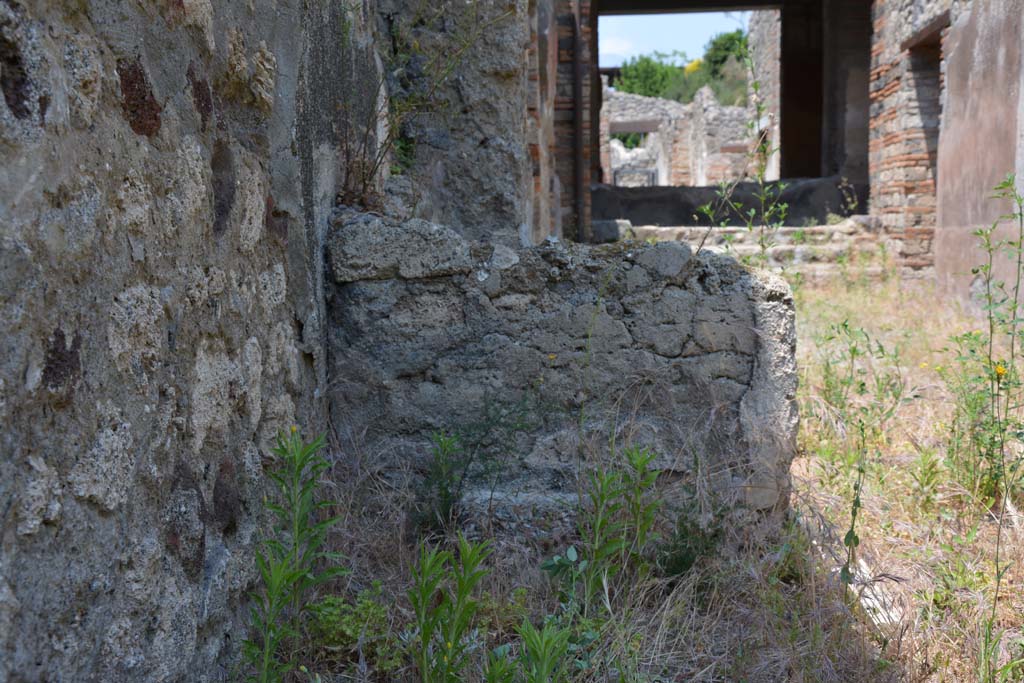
(598, 12, 749, 68)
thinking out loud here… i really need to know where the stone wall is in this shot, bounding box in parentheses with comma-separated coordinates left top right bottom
(868, 0, 959, 276)
(688, 87, 749, 186)
(0, 0, 383, 679)
(748, 10, 782, 182)
(326, 210, 798, 542)
(376, 0, 536, 246)
(600, 87, 748, 188)
(0, 0, 802, 679)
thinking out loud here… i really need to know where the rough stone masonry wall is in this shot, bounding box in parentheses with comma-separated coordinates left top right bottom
(326, 210, 798, 544)
(601, 88, 689, 186)
(688, 87, 749, 187)
(0, 0, 382, 679)
(376, 0, 536, 246)
(600, 87, 747, 188)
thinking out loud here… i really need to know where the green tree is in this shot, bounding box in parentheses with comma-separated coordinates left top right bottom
(703, 29, 748, 79)
(616, 54, 682, 99)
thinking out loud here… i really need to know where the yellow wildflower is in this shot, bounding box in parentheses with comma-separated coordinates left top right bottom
(919, 362, 928, 369)
(995, 363, 1008, 378)
(685, 58, 702, 75)
(548, 353, 557, 361)
(290, 424, 298, 434)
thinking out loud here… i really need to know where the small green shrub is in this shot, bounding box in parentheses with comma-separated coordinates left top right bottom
(309, 582, 402, 673)
(417, 431, 466, 533)
(409, 534, 492, 683)
(657, 514, 719, 577)
(517, 620, 572, 683)
(244, 428, 346, 683)
(910, 447, 943, 513)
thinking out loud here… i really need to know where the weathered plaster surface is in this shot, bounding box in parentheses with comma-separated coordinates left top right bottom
(936, 0, 1024, 296)
(0, 0, 380, 678)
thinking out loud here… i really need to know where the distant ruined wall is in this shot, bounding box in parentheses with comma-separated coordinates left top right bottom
(0, 0, 384, 679)
(600, 87, 747, 189)
(326, 210, 798, 544)
(688, 87, 748, 187)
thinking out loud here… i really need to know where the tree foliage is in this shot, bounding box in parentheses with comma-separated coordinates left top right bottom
(614, 30, 748, 106)
(616, 53, 683, 99)
(703, 29, 748, 79)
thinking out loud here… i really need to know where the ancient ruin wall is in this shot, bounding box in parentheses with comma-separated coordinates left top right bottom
(377, 0, 537, 246)
(868, 0, 960, 276)
(688, 87, 749, 186)
(326, 211, 798, 542)
(601, 87, 748, 189)
(748, 10, 782, 182)
(0, 1, 382, 679)
(936, 0, 1024, 297)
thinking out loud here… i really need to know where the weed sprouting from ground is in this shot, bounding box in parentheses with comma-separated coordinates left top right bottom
(244, 428, 346, 683)
(793, 177, 1024, 682)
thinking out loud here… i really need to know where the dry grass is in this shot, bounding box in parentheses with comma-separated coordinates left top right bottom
(792, 267, 1024, 682)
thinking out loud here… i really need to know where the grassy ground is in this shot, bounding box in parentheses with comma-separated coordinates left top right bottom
(791, 264, 1024, 683)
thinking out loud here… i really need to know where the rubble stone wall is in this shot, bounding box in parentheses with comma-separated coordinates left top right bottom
(327, 210, 798, 544)
(600, 87, 748, 188)
(375, 0, 536, 246)
(688, 87, 749, 186)
(0, 0, 383, 679)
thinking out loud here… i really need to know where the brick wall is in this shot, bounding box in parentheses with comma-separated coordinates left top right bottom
(869, 0, 958, 275)
(553, 0, 593, 239)
(527, 0, 560, 241)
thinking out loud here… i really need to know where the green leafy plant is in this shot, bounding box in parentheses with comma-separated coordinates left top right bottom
(409, 534, 492, 682)
(839, 422, 867, 591)
(693, 42, 788, 265)
(308, 581, 402, 673)
(419, 431, 466, 533)
(910, 446, 943, 513)
(244, 428, 346, 683)
(517, 620, 572, 683)
(970, 175, 1024, 682)
(816, 320, 906, 444)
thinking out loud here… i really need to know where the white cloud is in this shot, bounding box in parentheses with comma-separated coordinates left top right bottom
(599, 34, 635, 60)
